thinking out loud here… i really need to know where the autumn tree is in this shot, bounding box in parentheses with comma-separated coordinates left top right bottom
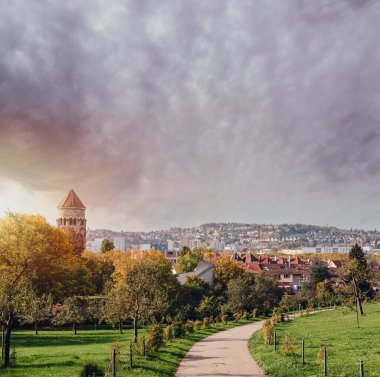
(53, 296, 88, 335)
(303, 259, 330, 296)
(20, 293, 52, 335)
(0, 212, 77, 367)
(213, 252, 244, 291)
(112, 250, 179, 341)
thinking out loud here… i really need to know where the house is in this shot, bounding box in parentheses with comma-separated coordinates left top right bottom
(177, 260, 214, 286)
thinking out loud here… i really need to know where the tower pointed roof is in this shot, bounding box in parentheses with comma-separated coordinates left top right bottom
(58, 189, 86, 209)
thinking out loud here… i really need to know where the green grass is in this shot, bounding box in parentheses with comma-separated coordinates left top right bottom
(249, 303, 380, 377)
(0, 321, 252, 377)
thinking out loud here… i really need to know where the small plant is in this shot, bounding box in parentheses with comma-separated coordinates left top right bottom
(252, 308, 258, 318)
(184, 320, 195, 334)
(233, 312, 241, 322)
(222, 314, 229, 325)
(280, 335, 294, 356)
(202, 317, 211, 329)
(270, 315, 279, 326)
(146, 324, 164, 352)
(262, 319, 273, 345)
(171, 322, 184, 338)
(241, 311, 249, 320)
(79, 363, 104, 377)
(194, 320, 202, 332)
(163, 324, 173, 341)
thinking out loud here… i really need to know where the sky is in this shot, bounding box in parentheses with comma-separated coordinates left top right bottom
(1, 0, 380, 231)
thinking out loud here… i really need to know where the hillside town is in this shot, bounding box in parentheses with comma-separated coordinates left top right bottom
(87, 222, 380, 256)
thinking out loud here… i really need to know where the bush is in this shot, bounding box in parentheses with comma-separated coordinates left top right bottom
(252, 308, 258, 318)
(233, 312, 241, 322)
(146, 324, 164, 352)
(280, 335, 294, 356)
(79, 363, 104, 377)
(241, 310, 249, 320)
(270, 315, 280, 326)
(194, 320, 202, 332)
(163, 324, 173, 342)
(131, 337, 145, 356)
(172, 322, 184, 338)
(222, 314, 229, 325)
(184, 320, 195, 334)
(262, 319, 273, 345)
(202, 317, 211, 329)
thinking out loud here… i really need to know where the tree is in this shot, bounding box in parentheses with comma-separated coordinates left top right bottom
(53, 296, 88, 335)
(213, 252, 244, 290)
(63, 228, 86, 255)
(345, 244, 372, 315)
(253, 273, 283, 315)
(303, 259, 330, 296)
(177, 247, 203, 273)
(112, 250, 179, 341)
(101, 239, 115, 253)
(20, 293, 52, 335)
(224, 273, 255, 314)
(0, 212, 77, 367)
(315, 281, 334, 307)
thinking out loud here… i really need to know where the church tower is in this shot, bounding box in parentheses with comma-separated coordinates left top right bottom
(56, 189, 86, 248)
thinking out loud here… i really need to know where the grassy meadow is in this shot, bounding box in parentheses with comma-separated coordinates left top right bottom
(0, 320, 252, 377)
(249, 303, 380, 377)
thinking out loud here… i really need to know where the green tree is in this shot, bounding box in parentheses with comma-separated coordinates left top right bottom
(345, 244, 372, 315)
(303, 259, 330, 296)
(177, 247, 203, 273)
(224, 273, 255, 314)
(100, 238, 115, 253)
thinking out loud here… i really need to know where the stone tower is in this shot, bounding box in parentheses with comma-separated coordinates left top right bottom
(56, 189, 86, 248)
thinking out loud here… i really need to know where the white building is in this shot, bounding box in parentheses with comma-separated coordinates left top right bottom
(114, 236, 128, 252)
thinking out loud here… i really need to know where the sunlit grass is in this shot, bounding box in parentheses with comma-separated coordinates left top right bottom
(249, 303, 380, 377)
(0, 320, 253, 376)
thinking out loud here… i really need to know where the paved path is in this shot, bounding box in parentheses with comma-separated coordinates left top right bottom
(175, 321, 267, 377)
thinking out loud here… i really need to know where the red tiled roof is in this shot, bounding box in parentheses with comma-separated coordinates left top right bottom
(58, 189, 86, 209)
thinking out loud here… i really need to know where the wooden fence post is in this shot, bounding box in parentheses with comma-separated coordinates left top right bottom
(301, 339, 305, 365)
(359, 360, 364, 377)
(112, 348, 116, 377)
(273, 331, 277, 351)
(129, 341, 133, 369)
(143, 336, 146, 357)
(323, 346, 327, 377)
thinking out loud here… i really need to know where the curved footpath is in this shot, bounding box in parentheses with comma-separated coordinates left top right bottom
(175, 320, 267, 377)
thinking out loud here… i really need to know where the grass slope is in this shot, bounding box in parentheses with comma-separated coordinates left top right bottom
(249, 303, 380, 377)
(0, 321, 252, 377)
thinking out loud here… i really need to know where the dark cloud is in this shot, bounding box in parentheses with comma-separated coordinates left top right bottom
(1, 0, 380, 229)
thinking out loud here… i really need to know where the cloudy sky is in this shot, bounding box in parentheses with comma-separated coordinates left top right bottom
(1, 0, 380, 231)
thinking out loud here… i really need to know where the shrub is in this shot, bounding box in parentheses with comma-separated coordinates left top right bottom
(131, 337, 145, 356)
(194, 320, 202, 332)
(233, 312, 241, 322)
(79, 363, 104, 377)
(280, 335, 294, 356)
(222, 314, 228, 325)
(146, 324, 164, 352)
(270, 315, 280, 326)
(172, 322, 184, 338)
(184, 320, 195, 334)
(241, 311, 249, 320)
(262, 319, 273, 345)
(202, 317, 211, 329)
(163, 324, 173, 342)
(252, 308, 258, 318)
